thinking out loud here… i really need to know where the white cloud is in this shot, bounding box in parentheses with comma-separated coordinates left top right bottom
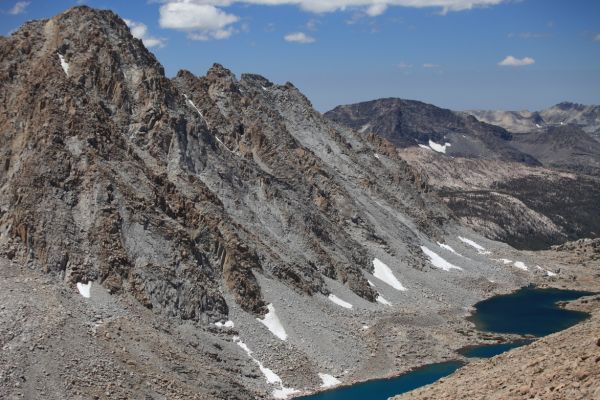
(366, 4, 387, 16)
(156, 0, 509, 40)
(594, 33, 600, 41)
(397, 61, 412, 69)
(159, 2, 240, 40)
(284, 31, 315, 43)
(159, 1, 508, 20)
(498, 55, 535, 66)
(7, 1, 29, 15)
(124, 19, 166, 48)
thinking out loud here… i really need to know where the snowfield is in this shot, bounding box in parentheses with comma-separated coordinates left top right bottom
(319, 373, 342, 388)
(376, 295, 392, 306)
(233, 336, 298, 399)
(215, 320, 234, 328)
(428, 140, 451, 154)
(437, 242, 462, 257)
(76, 281, 91, 298)
(458, 236, 491, 254)
(57, 53, 69, 76)
(257, 304, 288, 341)
(372, 258, 407, 291)
(513, 261, 528, 271)
(328, 294, 353, 309)
(421, 246, 463, 271)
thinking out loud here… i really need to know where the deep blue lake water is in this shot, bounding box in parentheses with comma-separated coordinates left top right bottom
(294, 361, 464, 400)
(467, 286, 592, 336)
(296, 287, 593, 400)
(457, 339, 532, 358)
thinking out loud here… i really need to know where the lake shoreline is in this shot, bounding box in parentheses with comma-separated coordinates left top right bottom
(296, 285, 596, 400)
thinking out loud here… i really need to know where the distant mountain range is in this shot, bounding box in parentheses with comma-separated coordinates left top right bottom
(466, 102, 600, 138)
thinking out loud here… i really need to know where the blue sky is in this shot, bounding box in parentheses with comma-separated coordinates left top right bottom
(1, 0, 599, 111)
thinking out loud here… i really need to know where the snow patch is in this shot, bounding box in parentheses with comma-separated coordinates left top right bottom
(428, 140, 451, 154)
(233, 336, 298, 398)
(536, 265, 557, 277)
(374, 153, 380, 159)
(367, 280, 375, 287)
(215, 320, 234, 328)
(328, 294, 353, 309)
(418, 144, 431, 150)
(76, 281, 91, 298)
(257, 304, 288, 341)
(362, 325, 370, 330)
(376, 295, 392, 306)
(372, 259, 407, 291)
(319, 373, 342, 388)
(273, 387, 300, 399)
(421, 246, 463, 271)
(184, 94, 207, 123)
(513, 261, 528, 271)
(501, 259, 512, 264)
(359, 124, 370, 133)
(458, 236, 491, 254)
(57, 53, 69, 76)
(437, 242, 462, 257)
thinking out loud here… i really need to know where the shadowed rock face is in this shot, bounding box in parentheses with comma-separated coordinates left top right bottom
(0, 6, 449, 322)
(325, 98, 540, 165)
(510, 125, 600, 176)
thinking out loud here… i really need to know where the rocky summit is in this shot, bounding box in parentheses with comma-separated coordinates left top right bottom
(0, 6, 598, 400)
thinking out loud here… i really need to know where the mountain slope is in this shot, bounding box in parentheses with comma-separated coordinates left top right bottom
(510, 125, 600, 176)
(325, 98, 539, 165)
(327, 99, 600, 250)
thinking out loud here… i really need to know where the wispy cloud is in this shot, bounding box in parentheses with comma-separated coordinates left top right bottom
(124, 19, 166, 48)
(397, 62, 412, 69)
(508, 32, 551, 39)
(498, 55, 535, 66)
(423, 63, 440, 68)
(284, 31, 315, 43)
(594, 33, 600, 41)
(7, 1, 29, 15)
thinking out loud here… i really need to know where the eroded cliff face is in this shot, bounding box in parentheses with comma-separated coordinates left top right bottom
(0, 6, 451, 324)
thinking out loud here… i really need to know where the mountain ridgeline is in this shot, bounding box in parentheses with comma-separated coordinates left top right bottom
(326, 99, 600, 250)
